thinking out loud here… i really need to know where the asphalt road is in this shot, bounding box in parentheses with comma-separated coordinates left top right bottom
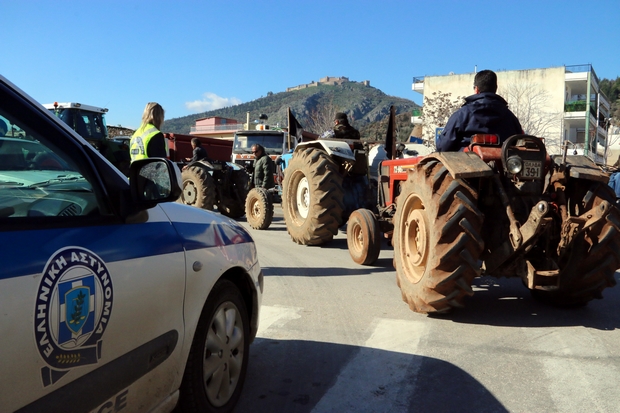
(234, 206, 620, 413)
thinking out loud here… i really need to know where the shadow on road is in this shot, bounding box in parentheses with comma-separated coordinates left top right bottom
(235, 338, 508, 413)
(436, 274, 620, 331)
(261, 265, 620, 330)
(261, 265, 391, 277)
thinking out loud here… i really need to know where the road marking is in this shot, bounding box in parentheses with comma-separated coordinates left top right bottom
(311, 318, 428, 413)
(257, 305, 303, 335)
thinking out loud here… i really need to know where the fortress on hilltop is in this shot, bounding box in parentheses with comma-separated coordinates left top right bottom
(286, 76, 370, 92)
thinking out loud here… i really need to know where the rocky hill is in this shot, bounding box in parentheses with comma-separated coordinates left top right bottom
(163, 81, 419, 140)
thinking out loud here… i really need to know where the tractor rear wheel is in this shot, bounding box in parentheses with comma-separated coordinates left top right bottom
(218, 169, 250, 219)
(180, 166, 216, 210)
(532, 182, 620, 306)
(282, 147, 344, 245)
(393, 160, 484, 314)
(245, 188, 273, 230)
(347, 208, 381, 265)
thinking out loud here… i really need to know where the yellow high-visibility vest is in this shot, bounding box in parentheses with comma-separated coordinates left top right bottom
(130, 123, 168, 161)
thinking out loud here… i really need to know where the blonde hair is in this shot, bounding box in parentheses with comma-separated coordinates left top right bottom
(141, 102, 165, 130)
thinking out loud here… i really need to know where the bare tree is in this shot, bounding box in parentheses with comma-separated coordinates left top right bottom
(499, 82, 562, 153)
(419, 91, 463, 148)
(304, 101, 340, 135)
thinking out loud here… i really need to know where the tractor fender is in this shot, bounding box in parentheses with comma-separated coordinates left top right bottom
(553, 155, 610, 183)
(294, 140, 357, 162)
(419, 152, 494, 179)
(189, 159, 243, 172)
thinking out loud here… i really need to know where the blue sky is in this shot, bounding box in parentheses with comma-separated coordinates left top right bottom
(3, 0, 619, 129)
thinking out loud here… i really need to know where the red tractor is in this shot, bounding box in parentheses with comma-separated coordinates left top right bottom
(350, 111, 620, 313)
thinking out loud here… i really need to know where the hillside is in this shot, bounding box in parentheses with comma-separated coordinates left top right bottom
(162, 81, 419, 140)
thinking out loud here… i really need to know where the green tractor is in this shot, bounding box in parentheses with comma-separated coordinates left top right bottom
(44, 102, 130, 175)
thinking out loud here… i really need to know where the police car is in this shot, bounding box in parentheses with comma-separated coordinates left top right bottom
(0, 75, 263, 413)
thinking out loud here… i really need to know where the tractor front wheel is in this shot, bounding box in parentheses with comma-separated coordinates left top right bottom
(347, 208, 381, 265)
(245, 188, 273, 230)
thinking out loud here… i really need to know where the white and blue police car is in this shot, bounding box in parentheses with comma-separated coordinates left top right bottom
(0, 75, 263, 413)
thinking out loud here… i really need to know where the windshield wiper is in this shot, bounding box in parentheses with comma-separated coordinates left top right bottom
(0, 181, 24, 187)
(28, 175, 84, 188)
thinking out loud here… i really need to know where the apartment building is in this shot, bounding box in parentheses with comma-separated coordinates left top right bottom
(411, 65, 611, 163)
(190, 116, 242, 140)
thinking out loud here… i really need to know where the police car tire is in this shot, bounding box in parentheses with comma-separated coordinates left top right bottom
(245, 187, 273, 230)
(179, 279, 250, 413)
(180, 166, 216, 210)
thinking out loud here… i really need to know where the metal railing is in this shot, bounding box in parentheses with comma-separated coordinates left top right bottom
(565, 64, 599, 84)
(190, 124, 244, 133)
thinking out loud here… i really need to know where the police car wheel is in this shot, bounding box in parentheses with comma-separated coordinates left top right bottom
(179, 279, 250, 412)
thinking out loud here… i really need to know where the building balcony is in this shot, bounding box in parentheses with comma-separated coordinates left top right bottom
(565, 100, 587, 112)
(412, 76, 425, 94)
(599, 93, 610, 111)
(564, 100, 598, 118)
(411, 108, 422, 124)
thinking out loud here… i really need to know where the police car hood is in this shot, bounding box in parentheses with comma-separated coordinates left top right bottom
(157, 202, 257, 263)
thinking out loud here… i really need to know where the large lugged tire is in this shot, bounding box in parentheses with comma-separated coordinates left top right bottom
(393, 160, 484, 314)
(180, 166, 216, 210)
(245, 188, 273, 230)
(179, 279, 250, 413)
(218, 169, 250, 219)
(532, 182, 620, 306)
(347, 208, 381, 265)
(282, 147, 344, 245)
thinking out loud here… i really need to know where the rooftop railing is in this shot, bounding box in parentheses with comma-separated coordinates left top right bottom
(190, 124, 244, 133)
(565, 64, 599, 84)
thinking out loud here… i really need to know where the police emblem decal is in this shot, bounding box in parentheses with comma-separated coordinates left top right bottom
(34, 247, 114, 387)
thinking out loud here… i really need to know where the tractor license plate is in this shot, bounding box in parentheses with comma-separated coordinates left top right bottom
(522, 161, 542, 178)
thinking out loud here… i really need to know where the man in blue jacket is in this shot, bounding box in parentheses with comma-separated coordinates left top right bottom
(437, 70, 523, 152)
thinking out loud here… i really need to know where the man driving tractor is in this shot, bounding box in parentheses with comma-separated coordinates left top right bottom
(437, 70, 523, 152)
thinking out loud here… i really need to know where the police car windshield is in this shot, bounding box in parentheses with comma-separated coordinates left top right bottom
(234, 134, 284, 155)
(0, 138, 73, 170)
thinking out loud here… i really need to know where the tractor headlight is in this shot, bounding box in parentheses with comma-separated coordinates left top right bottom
(506, 156, 523, 174)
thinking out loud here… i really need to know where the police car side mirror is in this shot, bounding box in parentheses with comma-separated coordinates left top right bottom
(129, 158, 182, 208)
